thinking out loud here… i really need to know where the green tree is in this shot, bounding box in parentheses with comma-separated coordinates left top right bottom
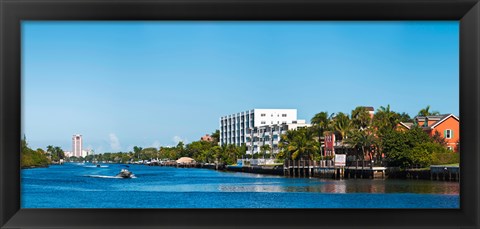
(54, 146, 65, 160)
(278, 128, 318, 160)
(278, 129, 297, 160)
(46, 145, 54, 159)
(141, 147, 158, 160)
(345, 128, 378, 163)
(332, 112, 352, 154)
(398, 112, 413, 122)
(351, 107, 372, 130)
(372, 105, 399, 136)
(381, 126, 435, 168)
(333, 112, 352, 141)
(260, 144, 272, 159)
(133, 146, 143, 160)
(211, 130, 220, 144)
(21, 136, 49, 168)
(310, 111, 332, 158)
(432, 130, 447, 146)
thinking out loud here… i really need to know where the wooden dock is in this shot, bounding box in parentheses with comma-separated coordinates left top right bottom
(283, 160, 344, 179)
(283, 160, 386, 179)
(344, 166, 386, 179)
(430, 165, 460, 181)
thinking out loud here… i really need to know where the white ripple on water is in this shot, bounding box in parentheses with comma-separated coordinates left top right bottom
(22, 184, 103, 192)
(86, 175, 137, 179)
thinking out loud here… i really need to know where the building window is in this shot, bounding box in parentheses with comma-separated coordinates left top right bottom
(445, 129, 453, 139)
(282, 121, 287, 124)
(282, 114, 287, 117)
(261, 121, 266, 124)
(261, 113, 266, 117)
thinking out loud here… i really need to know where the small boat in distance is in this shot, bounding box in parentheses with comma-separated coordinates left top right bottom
(116, 169, 135, 178)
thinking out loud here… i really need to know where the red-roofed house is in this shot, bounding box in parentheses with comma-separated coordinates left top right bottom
(408, 114, 460, 152)
(200, 134, 213, 142)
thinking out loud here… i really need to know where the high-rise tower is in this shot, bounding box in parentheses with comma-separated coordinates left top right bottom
(72, 134, 82, 157)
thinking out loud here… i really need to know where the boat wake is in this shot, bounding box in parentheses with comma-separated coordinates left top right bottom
(86, 175, 136, 179)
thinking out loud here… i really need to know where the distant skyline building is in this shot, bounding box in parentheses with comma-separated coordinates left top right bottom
(65, 149, 91, 158)
(72, 134, 82, 157)
(219, 109, 310, 155)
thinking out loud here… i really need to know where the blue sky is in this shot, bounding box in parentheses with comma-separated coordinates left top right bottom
(22, 21, 459, 153)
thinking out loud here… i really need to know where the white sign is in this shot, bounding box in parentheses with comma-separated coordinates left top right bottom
(334, 154, 346, 166)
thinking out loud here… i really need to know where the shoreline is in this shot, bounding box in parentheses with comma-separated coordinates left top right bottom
(21, 165, 49, 169)
(32, 162, 459, 182)
(151, 162, 460, 182)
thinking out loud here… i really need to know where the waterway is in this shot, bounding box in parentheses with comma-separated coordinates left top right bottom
(21, 163, 459, 208)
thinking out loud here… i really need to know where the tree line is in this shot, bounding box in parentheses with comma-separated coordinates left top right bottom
(281, 105, 459, 168)
(21, 105, 459, 169)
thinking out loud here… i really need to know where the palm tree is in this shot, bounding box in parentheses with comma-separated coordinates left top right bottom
(311, 112, 332, 130)
(373, 105, 399, 134)
(418, 105, 440, 116)
(260, 144, 272, 159)
(133, 146, 143, 160)
(351, 106, 372, 131)
(54, 146, 64, 159)
(278, 129, 296, 160)
(398, 112, 413, 122)
(211, 145, 222, 163)
(333, 112, 351, 139)
(46, 145, 54, 156)
(226, 144, 238, 165)
(279, 128, 318, 160)
(310, 111, 333, 158)
(346, 129, 377, 164)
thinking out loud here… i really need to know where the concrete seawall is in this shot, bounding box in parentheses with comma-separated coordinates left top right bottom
(226, 165, 284, 176)
(156, 162, 459, 182)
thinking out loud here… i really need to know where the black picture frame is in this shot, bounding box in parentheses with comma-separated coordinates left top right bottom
(1, 0, 479, 228)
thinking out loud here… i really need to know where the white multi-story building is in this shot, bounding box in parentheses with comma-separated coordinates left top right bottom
(81, 149, 92, 157)
(72, 134, 82, 157)
(65, 149, 90, 158)
(247, 120, 311, 155)
(219, 109, 310, 155)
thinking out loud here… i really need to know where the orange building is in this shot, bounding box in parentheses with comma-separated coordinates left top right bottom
(200, 134, 213, 142)
(404, 114, 460, 152)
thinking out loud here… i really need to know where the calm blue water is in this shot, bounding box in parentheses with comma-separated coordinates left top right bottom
(21, 163, 459, 208)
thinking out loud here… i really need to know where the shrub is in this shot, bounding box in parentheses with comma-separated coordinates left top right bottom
(431, 151, 459, 165)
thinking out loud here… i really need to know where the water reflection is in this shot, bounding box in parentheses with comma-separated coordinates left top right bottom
(215, 177, 459, 194)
